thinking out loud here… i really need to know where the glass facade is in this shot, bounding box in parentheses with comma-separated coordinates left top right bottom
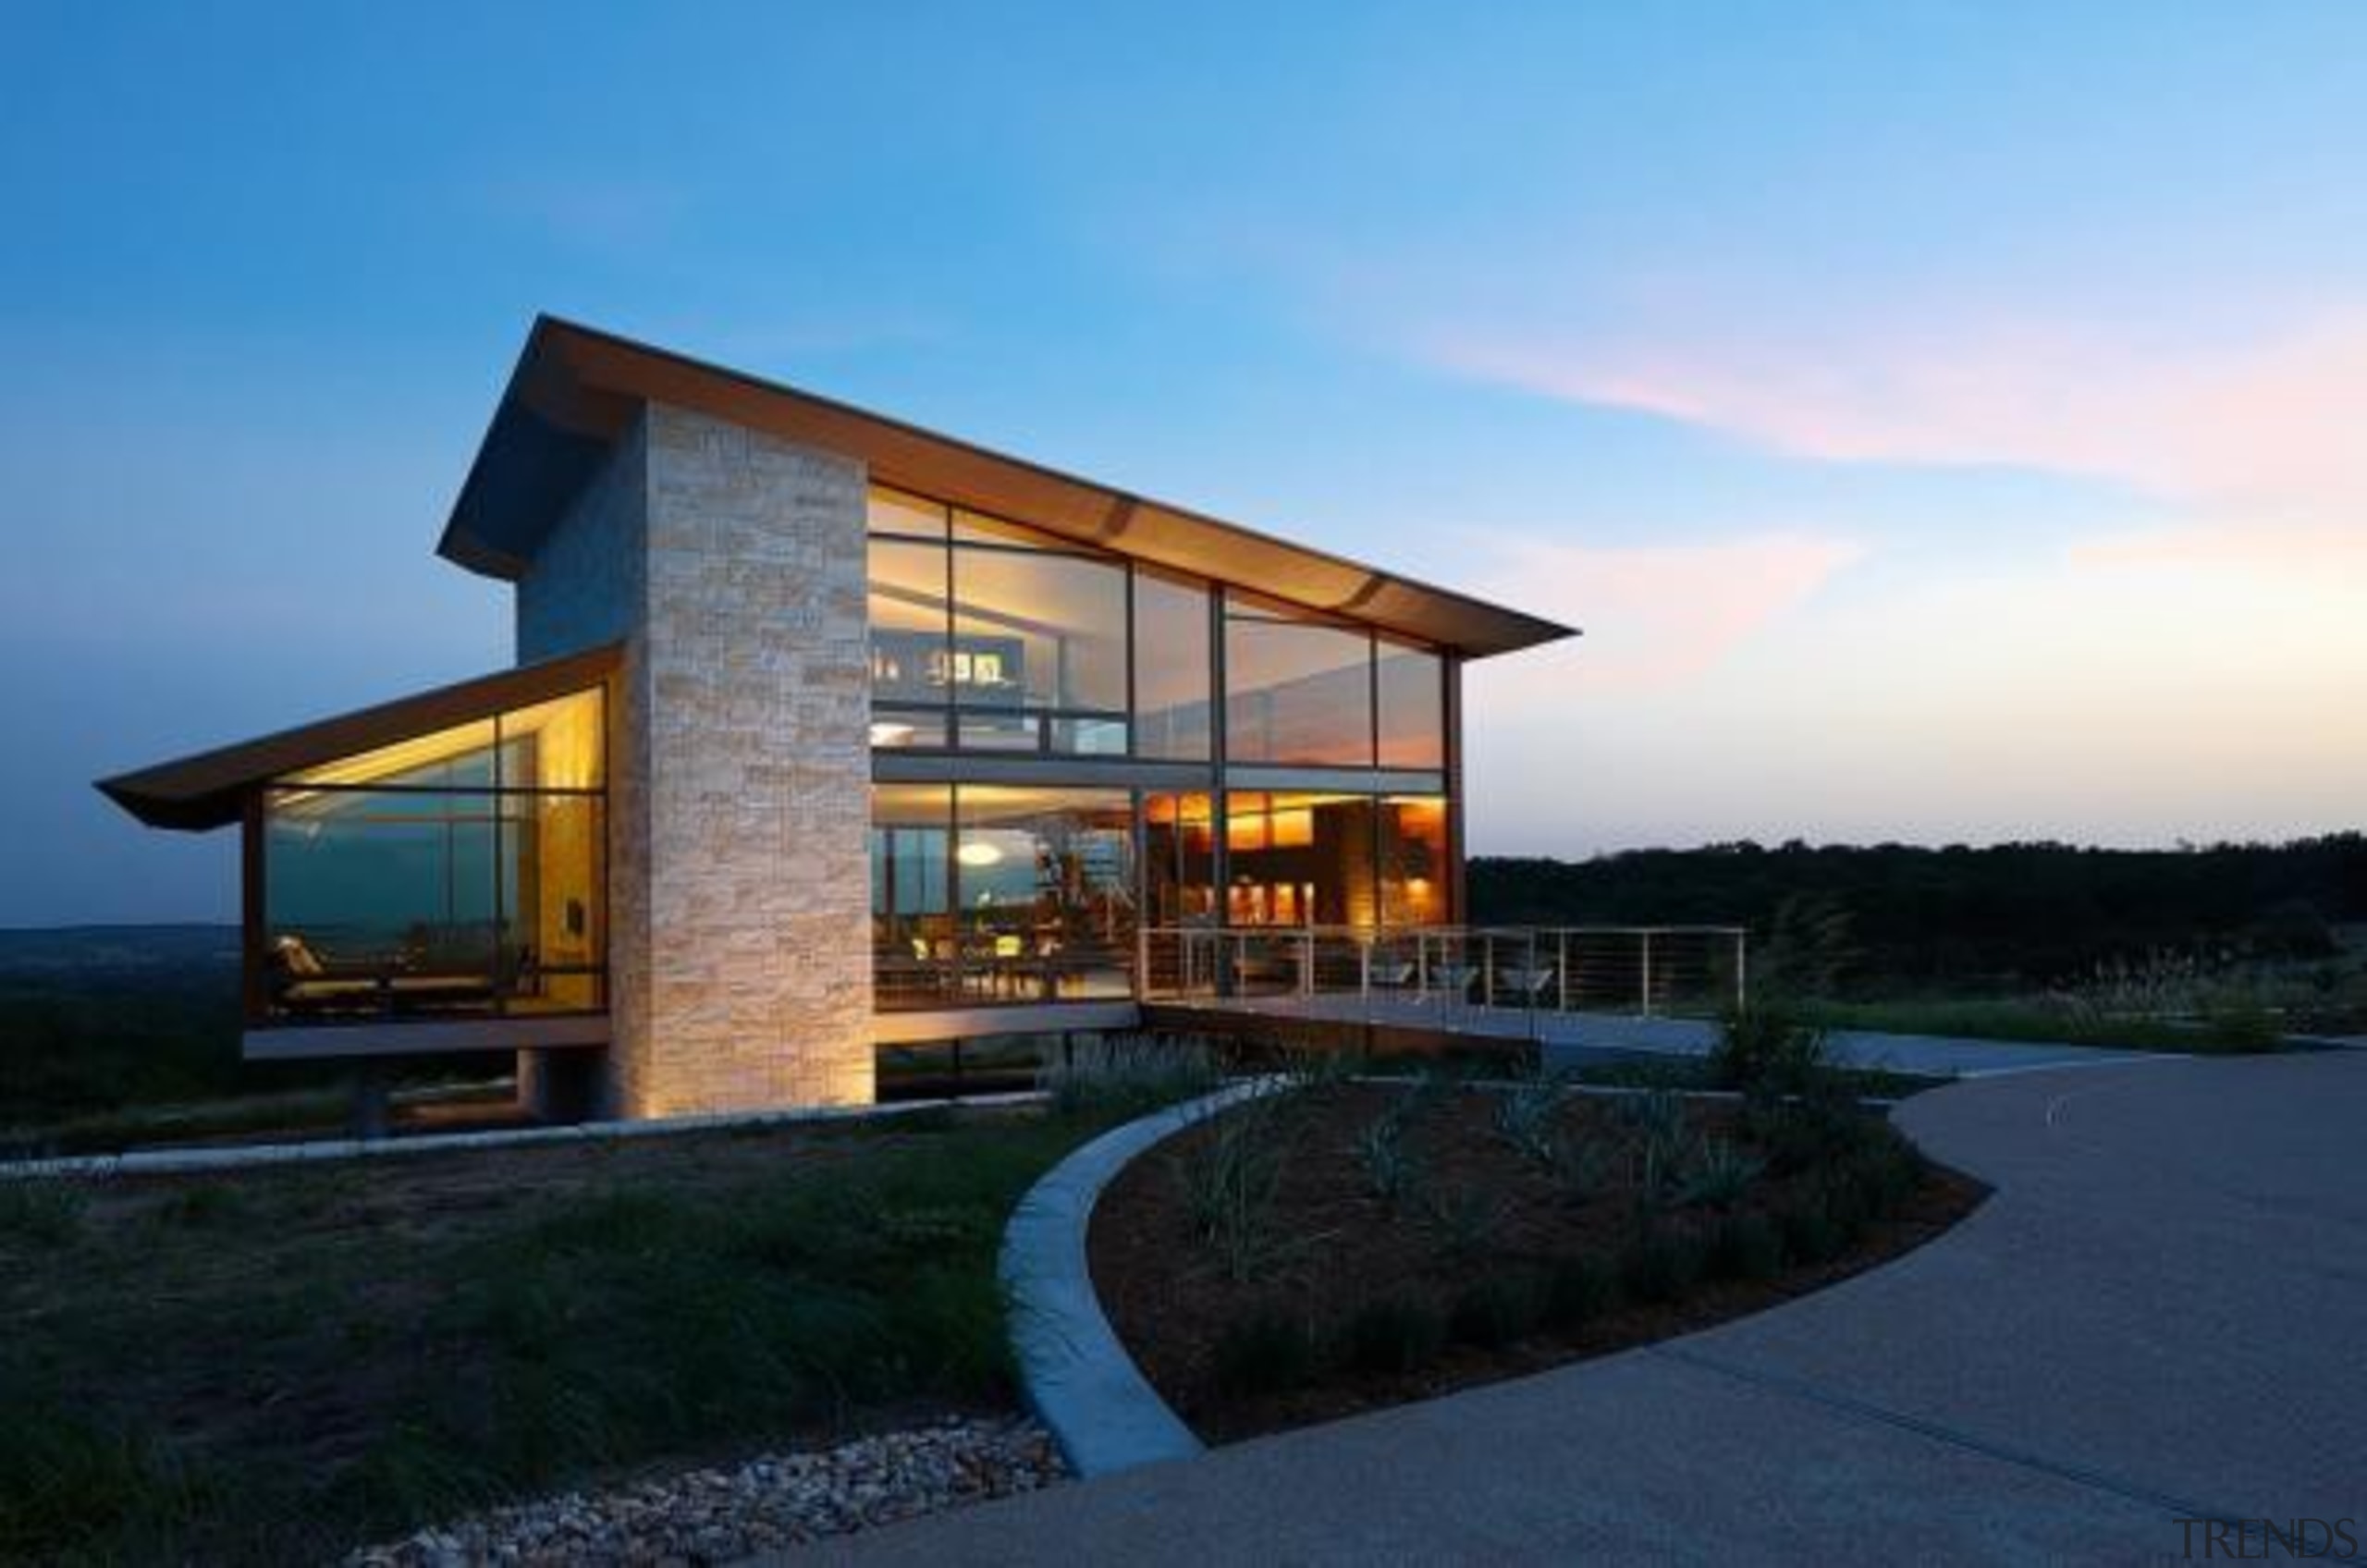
(868, 486, 1133, 755)
(866, 480, 1461, 1010)
(871, 783, 1136, 1009)
(1224, 593, 1375, 766)
(259, 686, 607, 1023)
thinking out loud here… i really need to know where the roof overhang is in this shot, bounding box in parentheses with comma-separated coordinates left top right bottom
(440, 316, 1579, 660)
(96, 644, 620, 832)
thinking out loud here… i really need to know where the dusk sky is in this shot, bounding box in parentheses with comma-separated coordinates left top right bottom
(5, 4, 2363, 925)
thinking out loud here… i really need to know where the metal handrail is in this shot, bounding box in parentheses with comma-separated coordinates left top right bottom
(1138, 923, 1748, 1026)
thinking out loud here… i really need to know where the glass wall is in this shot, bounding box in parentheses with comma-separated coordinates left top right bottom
(1222, 791, 1379, 927)
(1380, 796, 1452, 926)
(1223, 593, 1376, 766)
(865, 479, 1464, 1013)
(1144, 791, 1216, 926)
(871, 783, 1136, 1009)
(1134, 568, 1211, 760)
(259, 687, 607, 1023)
(871, 783, 953, 1009)
(868, 486, 1132, 756)
(1375, 638, 1446, 769)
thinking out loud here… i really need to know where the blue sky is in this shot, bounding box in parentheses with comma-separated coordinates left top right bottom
(5, 3, 2363, 924)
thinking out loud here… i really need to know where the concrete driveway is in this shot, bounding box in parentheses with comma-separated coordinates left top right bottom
(796, 1051, 2367, 1564)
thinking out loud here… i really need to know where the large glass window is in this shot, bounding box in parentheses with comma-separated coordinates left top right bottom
(871, 784, 1138, 1008)
(1375, 638, 1446, 770)
(1224, 592, 1376, 766)
(867, 485, 1130, 754)
(1134, 569, 1211, 760)
(1144, 791, 1216, 926)
(871, 783, 953, 1010)
(1380, 795, 1451, 926)
(958, 787, 1136, 1001)
(260, 686, 607, 1023)
(1222, 790, 1378, 927)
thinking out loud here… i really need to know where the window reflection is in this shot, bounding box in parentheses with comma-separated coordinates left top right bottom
(1135, 569, 1211, 760)
(260, 684, 607, 1023)
(871, 784, 953, 1010)
(951, 545, 1127, 713)
(1380, 796, 1451, 925)
(1375, 639, 1445, 769)
(958, 787, 1136, 1001)
(1224, 592, 1375, 766)
(1222, 790, 1378, 927)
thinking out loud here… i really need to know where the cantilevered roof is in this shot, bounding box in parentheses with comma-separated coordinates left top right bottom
(440, 316, 1578, 660)
(96, 645, 619, 831)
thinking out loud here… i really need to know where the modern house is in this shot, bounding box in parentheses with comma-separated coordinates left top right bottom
(99, 317, 1576, 1121)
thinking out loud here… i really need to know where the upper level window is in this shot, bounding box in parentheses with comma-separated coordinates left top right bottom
(867, 485, 1128, 754)
(1223, 591, 1375, 767)
(1134, 567, 1211, 760)
(1375, 636, 1445, 769)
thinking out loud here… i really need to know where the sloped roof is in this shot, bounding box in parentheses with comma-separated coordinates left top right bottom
(96, 645, 619, 831)
(439, 316, 1578, 660)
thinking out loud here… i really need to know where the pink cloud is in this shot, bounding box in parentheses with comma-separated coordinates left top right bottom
(1471, 531, 1865, 699)
(1429, 310, 2367, 513)
(2068, 517, 2367, 575)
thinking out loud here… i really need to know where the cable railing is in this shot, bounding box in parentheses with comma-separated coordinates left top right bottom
(1141, 924, 1748, 1029)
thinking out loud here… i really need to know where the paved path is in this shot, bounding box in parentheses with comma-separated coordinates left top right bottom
(1157, 995, 2142, 1078)
(791, 1051, 2367, 1564)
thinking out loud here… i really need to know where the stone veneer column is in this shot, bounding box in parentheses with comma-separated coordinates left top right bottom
(518, 402, 875, 1118)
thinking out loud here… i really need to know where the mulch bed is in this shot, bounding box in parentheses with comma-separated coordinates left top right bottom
(1089, 1080, 1984, 1442)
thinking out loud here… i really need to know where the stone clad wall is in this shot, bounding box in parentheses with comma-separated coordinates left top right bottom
(516, 402, 875, 1118)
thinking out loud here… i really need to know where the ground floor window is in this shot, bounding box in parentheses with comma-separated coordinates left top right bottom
(871, 784, 1135, 1011)
(871, 782, 1452, 1011)
(256, 686, 607, 1023)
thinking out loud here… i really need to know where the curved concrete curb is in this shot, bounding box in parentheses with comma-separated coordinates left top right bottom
(1000, 1078, 1282, 1478)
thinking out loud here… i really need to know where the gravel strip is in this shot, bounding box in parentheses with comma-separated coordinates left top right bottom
(347, 1415, 1063, 1565)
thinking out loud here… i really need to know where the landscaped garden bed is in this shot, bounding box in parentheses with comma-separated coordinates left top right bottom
(1091, 1074, 1983, 1441)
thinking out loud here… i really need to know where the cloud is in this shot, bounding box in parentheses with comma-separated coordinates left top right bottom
(1469, 530, 1866, 700)
(2067, 517, 2367, 576)
(1427, 308, 2367, 516)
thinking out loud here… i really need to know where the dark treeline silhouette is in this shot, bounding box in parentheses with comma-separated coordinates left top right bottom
(1471, 835, 2367, 992)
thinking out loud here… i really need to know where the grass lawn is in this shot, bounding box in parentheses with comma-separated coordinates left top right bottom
(0, 1102, 1122, 1565)
(1798, 996, 2286, 1053)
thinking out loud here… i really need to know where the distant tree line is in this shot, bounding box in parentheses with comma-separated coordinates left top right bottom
(1470, 835, 2367, 993)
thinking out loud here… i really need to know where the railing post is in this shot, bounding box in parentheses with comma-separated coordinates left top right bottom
(1302, 929, 1315, 999)
(1526, 929, 1539, 1041)
(1639, 929, 1654, 1018)
(1557, 930, 1569, 1013)
(1483, 932, 1496, 1012)
(1735, 929, 1748, 1013)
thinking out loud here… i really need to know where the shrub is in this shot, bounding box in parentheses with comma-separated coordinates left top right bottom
(1677, 1138, 1766, 1209)
(1340, 1296, 1448, 1375)
(1173, 1093, 1294, 1283)
(1551, 1135, 1613, 1207)
(1039, 1033, 1221, 1118)
(1491, 1076, 1565, 1170)
(1710, 1002, 1834, 1100)
(1541, 1255, 1619, 1329)
(1352, 1112, 1423, 1209)
(1778, 1203, 1844, 1265)
(1450, 1272, 1544, 1350)
(1212, 1305, 1318, 1396)
(1421, 1184, 1506, 1261)
(1708, 1214, 1784, 1282)
(1622, 1229, 1706, 1305)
